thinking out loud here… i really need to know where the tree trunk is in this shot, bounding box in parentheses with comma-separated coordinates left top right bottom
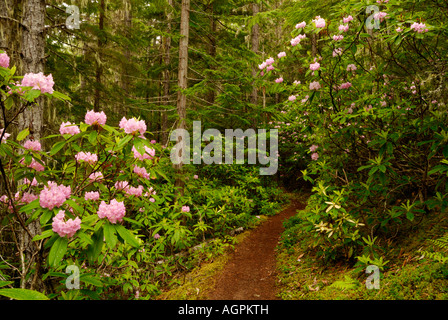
(174, 0, 190, 196)
(94, 0, 105, 112)
(18, 0, 46, 290)
(250, 3, 260, 128)
(161, 0, 173, 146)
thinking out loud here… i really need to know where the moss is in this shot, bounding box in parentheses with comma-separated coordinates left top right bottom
(276, 209, 448, 300)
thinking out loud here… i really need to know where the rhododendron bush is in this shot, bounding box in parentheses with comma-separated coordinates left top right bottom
(0, 55, 286, 299)
(262, 0, 448, 259)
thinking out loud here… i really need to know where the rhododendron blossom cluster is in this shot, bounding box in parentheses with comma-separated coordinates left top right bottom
(20, 72, 55, 94)
(39, 182, 71, 210)
(1, 128, 10, 143)
(119, 117, 147, 135)
(60, 121, 80, 136)
(132, 145, 155, 160)
(0, 52, 10, 68)
(97, 199, 126, 224)
(52, 210, 81, 238)
(75, 151, 98, 165)
(85, 110, 107, 126)
(23, 139, 42, 152)
(410, 22, 428, 33)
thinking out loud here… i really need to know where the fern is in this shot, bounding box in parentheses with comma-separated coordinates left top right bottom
(422, 234, 448, 263)
(329, 275, 359, 291)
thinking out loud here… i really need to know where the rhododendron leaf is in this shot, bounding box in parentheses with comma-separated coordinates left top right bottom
(50, 140, 66, 155)
(87, 229, 104, 264)
(0, 288, 49, 300)
(0, 281, 13, 288)
(24, 89, 41, 102)
(103, 222, 117, 249)
(32, 229, 54, 241)
(16, 128, 29, 142)
(80, 275, 103, 287)
(88, 130, 98, 144)
(40, 210, 53, 225)
(48, 236, 68, 267)
(19, 198, 40, 214)
(117, 134, 132, 149)
(51, 90, 70, 102)
(115, 224, 140, 248)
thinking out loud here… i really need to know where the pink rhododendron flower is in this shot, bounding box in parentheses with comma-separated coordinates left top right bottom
(182, 205, 190, 213)
(311, 152, 319, 160)
(338, 82, 352, 90)
(290, 34, 306, 46)
(119, 117, 147, 135)
(309, 81, 321, 90)
(24, 158, 45, 171)
(23, 177, 38, 186)
(288, 95, 297, 102)
(97, 199, 126, 224)
(258, 61, 267, 70)
(52, 210, 81, 238)
(85, 110, 107, 126)
(193, 174, 199, 179)
(75, 151, 98, 165)
(295, 21, 306, 29)
(338, 24, 349, 32)
(410, 22, 428, 33)
(275, 77, 283, 83)
(85, 191, 100, 201)
(374, 12, 388, 22)
(60, 121, 80, 136)
(20, 72, 54, 94)
(0, 53, 10, 68)
(346, 64, 357, 71)
(310, 145, 319, 152)
(133, 165, 150, 179)
(343, 15, 353, 23)
(265, 57, 275, 65)
(309, 62, 320, 71)
(313, 16, 326, 28)
(126, 185, 144, 197)
(333, 48, 343, 57)
(39, 182, 71, 210)
(114, 180, 130, 191)
(132, 145, 155, 161)
(88, 171, 103, 181)
(23, 139, 42, 152)
(396, 27, 403, 32)
(20, 192, 38, 204)
(277, 51, 286, 58)
(0, 129, 10, 143)
(333, 35, 344, 41)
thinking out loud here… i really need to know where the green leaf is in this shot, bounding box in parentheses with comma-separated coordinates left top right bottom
(32, 229, 54, 241)
(80, 275, 103, 287)
(50, 140, 67, 155)
(24, 89, 41, 102)
(103, 222, 117, 249)
(116, 134, 132, 150)
(115, 224, 140, 248)
(0, 288, 49, 300)
(87, 229, 104, 264)
(40, 210, 53, 225)
(0, 281, 13, 288)
(48, 236, 68, 267)
(16, 128, 30, 142)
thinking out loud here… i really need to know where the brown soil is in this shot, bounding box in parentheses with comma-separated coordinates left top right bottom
(206, 199, 305, 300)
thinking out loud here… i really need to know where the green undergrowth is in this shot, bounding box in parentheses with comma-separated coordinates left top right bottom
(276, 200, 448, 300)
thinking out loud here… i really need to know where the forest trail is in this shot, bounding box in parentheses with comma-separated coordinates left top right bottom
(206, 199, 305, 300)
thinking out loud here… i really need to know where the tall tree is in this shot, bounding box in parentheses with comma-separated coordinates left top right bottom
(174, 0, 190, 196)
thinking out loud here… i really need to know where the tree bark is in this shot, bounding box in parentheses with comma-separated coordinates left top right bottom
(94, 0, 105, 112)
(18, 0, 46, 290)
(174, 0, 190, 196)
(161, 0, 173, 146)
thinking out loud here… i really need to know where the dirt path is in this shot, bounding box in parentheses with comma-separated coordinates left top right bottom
(206, 199, 305, 300)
